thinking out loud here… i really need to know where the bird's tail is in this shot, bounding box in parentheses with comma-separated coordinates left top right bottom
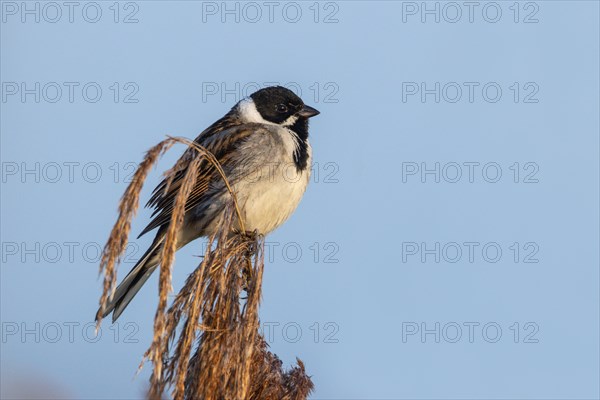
(98, 238, 164, 322)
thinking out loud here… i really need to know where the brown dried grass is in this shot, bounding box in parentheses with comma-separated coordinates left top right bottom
(95, 138, 175, 329)
(96, 136, 314, 400)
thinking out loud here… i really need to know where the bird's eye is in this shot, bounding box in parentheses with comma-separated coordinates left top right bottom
(276, 104, 288, 113)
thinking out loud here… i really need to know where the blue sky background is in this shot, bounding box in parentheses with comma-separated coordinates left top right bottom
(1, 1, 599, 399)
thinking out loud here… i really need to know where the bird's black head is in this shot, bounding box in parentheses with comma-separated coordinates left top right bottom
(248, 86, 320, 126)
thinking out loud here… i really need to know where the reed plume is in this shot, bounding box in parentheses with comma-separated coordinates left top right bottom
(96, 136, 314, 399)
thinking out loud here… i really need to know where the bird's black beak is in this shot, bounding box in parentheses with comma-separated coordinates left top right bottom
(298, 105, 320, 118)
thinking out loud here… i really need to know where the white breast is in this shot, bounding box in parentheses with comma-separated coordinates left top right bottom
(235, 128, 311, 234)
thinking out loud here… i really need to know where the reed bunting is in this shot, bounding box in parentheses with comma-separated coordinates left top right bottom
(99, 86, 320, 322)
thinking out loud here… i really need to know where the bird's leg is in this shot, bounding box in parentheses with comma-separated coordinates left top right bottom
(238, 230, 259, 294)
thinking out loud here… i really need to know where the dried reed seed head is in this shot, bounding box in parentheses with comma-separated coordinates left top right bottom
(96, 139, 174, 328)
(97, 136, 313, 399)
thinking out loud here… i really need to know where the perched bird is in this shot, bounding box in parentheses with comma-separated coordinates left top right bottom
(100, 86, 320, 322)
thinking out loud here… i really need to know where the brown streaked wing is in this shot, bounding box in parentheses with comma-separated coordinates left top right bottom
(137, 124, 256, 238)
(144, 111, 241, 211)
